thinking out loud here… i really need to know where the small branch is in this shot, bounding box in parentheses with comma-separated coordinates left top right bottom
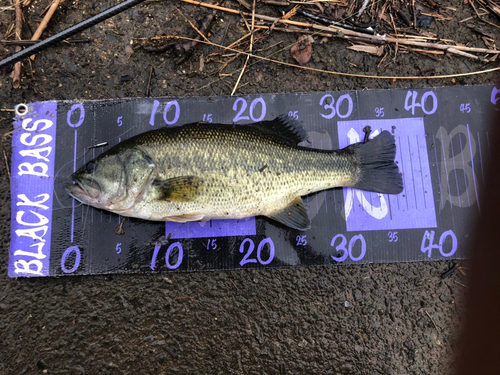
(13, 0, 22, 89)
(146, 65, 153, 97)
(176, 7, 210, 44)
(136, 35, 500, 82)
(231, 0, 256, 96)
(32, 0, 61, 41)
(3, 149, 11, 180)
(235, 0, 251, 11)
(30, 0, 61, 59)
(425, 310, 440, 331)
(181, 0, 499, 57)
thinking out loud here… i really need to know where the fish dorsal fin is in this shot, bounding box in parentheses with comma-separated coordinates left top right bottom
(266, 196, 311, 231)
(153, 176, 203, 202)
(250, 115, 307, 145)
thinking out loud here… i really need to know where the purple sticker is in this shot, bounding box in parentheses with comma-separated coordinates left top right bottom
(337, 118, 437, 232)
(9, 102, 57, 277)
(166, 217, 256, 239)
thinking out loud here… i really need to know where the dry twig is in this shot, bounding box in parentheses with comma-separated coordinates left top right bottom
(12, 0, 22, 89)
(32, 0, 61, 41)
(3, 149, 10, 180)
(231, 0, 256, 96)
(137, 35, 500, 82)
(425, 310, 440, 331)
(181, 0, 499, 58)
(30, 0, 61, 60)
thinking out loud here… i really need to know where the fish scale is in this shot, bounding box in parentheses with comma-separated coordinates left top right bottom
(67, 116, 403, 230)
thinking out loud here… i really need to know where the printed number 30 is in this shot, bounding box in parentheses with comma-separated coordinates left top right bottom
(331, 234, 366, 262)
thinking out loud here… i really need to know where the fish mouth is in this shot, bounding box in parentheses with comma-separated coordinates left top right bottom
(66, 176, 102, 203)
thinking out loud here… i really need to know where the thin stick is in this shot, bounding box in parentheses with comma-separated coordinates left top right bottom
(181, 0, 500, 56)
(231, 0, 255, 96)
(447, 47, 487, 61)
(425, 310, 440, 331)
(481, 18, 500, 30)
(156, 35, 500, 82)
(3, 149, 10, 179)
(13, 0, 22, 89)
(230, 279, 238, 290)
(210, 32, 252, 56)
(175, 7, 210, 43)
(2, 131, 14, 141)
(146, 65, 153, 97)
(469, 0, 481, 19)
(30, 0, 61, 59)
(240, 11, 251, 32)
(454, 280, 467, 288)
(459, 12, 489, 23)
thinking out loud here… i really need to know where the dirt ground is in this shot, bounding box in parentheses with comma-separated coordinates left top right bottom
(0, 0, 498, 374)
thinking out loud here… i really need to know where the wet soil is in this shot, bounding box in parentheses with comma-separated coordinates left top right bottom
(0, 0, 497, 374)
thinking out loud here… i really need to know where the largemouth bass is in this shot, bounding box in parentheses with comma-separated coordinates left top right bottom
(66, 116, 403, 230)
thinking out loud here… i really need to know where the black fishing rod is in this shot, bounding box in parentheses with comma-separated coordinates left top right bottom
(0, 0, 147, 71)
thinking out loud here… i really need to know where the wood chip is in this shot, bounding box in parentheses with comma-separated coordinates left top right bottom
(348, 44, 384, 56)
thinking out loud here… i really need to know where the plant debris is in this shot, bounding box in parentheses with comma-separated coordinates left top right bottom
(290, 35, 314, 66)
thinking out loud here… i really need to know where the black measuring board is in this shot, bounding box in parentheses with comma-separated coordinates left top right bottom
(9, 85, 499, 277)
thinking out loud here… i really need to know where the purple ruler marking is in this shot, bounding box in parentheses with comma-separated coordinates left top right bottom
(9, 101, 57, 277)
(166, 217, 256, 239)
(337, 118, 437, 232)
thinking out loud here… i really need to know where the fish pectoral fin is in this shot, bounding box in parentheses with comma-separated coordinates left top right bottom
(153, 176, 203, 202)
(266, 197, 311, 231)
(162, 213, 205, 222)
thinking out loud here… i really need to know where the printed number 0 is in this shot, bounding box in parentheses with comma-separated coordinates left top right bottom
(233, 98, 266, 122)
(239, 238, 275, 266)
(319, 94, 353, 119)
(61, 245, 81, 274)
(330, 234, 366, 262)
(66, 104, 85, 128)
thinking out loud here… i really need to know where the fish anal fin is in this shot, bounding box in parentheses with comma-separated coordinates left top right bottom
(162, 213, 205, 223)
(250, 115, 307, 145)
(266, 197, 311, 231)
(153, 176, 203, 202)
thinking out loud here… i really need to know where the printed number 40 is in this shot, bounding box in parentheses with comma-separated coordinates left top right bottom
(421, 230, 457, 258)
(404, 90, 438, 115)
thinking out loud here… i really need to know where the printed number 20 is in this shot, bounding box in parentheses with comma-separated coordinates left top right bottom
(239, 238, 275, 266)
(233, 98, 266, 122)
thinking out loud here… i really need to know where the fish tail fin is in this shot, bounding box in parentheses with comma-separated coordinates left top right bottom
(345, 131, 403, 194)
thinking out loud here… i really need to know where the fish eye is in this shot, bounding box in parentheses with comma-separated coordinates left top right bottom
(85, 160, 96, 173)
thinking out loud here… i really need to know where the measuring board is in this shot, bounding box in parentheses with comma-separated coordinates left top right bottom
(9, 85, 499, 277)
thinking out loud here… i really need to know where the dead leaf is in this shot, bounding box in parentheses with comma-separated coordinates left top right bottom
(291, 35, 314, 66)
